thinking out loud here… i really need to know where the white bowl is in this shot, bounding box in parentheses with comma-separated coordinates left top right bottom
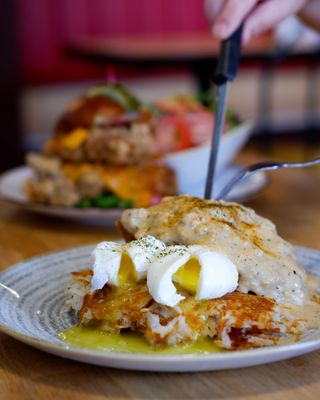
(164, 121, 253, 196)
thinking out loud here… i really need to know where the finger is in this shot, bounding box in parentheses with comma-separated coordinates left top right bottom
(243, 0, 308, 43)
(212, 0, 259, 39)
(204, 0, 225, 23)
(298, 0, 320, 32)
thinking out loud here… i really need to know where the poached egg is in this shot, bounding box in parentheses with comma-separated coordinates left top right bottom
(90, 236, 165, 291)
(90, 236, 238, 307)
(147, 245, 239, 307)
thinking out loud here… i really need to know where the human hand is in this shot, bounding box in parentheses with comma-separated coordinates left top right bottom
(205, 0, 309, 43)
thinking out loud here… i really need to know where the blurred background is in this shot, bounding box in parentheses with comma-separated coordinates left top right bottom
(1, 0, 320, 172)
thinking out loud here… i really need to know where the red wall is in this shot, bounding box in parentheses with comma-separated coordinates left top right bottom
(17, 0, 208, 84)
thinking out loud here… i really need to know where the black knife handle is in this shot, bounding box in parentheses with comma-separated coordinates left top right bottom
(213, 24, 243, 85)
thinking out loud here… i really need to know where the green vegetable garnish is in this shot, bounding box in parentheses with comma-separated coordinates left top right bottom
(92, 194, 119, 208)
(196, 90, 216, 110)
(87, 83, 140, 112)
(119, 199, 134, 209)
(76, 199, 92, 208)
(76, 194, 135, 209)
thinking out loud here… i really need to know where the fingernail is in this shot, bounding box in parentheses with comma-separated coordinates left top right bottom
(213, 21, 229, 39)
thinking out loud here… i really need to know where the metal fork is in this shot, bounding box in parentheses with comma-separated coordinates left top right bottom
(217, 157, 320, 200)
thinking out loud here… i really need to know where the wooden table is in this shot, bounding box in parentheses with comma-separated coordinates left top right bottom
(0, 140, 319, 400)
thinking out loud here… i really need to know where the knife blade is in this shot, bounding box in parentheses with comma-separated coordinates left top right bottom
(204, 24, 243, 200)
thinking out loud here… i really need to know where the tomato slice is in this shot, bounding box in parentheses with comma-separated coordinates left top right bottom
(155, 115, 193, 153)
(183, 112, 214, 145)
(173, 117, 194, 151)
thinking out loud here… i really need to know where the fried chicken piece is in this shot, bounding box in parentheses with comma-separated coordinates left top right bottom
(26, 153, 63, 178)
(44, 92, 157, 165)
(55, 96, 125, 135)
(25, 153, 80, 206)
(24, 176, 80, 206)
(75, 171, 105, 198)
(85, 122, 156, 165)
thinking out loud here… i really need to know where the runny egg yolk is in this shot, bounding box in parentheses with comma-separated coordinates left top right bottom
(173, 258, 201, 294)
(118, 252, 137, 285)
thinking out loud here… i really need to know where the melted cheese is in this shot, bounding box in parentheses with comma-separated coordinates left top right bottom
(59, 128, 89, 149)
(62, 163, 162, 207)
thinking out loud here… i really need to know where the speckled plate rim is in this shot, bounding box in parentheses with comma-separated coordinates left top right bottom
(0, 244, 319, 372)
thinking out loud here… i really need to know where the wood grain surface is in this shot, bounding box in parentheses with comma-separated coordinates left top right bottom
(0, 140, 319, 400)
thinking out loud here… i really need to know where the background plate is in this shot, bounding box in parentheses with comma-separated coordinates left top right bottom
(0, 165, 267, 224)
(0, 244, 319, 372)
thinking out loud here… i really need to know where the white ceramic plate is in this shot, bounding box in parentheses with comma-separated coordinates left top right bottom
(165, 121, 253, 194)
(0, 245, 319, 372)
(0, 165, 267, 224)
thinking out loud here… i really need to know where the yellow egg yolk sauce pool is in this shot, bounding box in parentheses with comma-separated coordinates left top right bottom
(59, 327, 221, 354)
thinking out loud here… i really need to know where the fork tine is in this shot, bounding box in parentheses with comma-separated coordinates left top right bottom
(217, 157, 320, 200)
